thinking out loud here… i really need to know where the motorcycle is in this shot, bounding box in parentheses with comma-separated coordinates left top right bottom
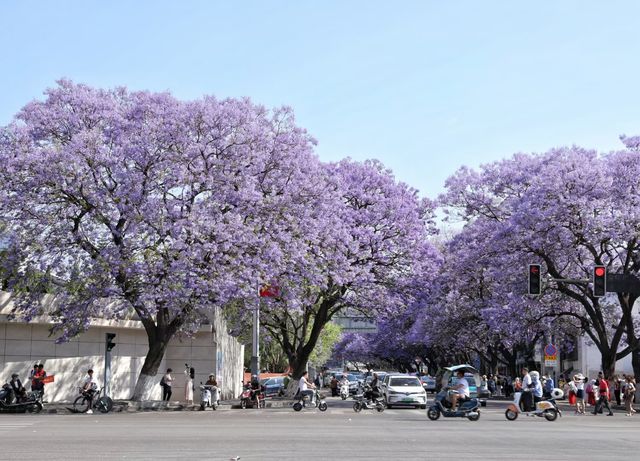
(240, 383, 265, 409)
(293, 389, 328, 412)
(427, 389, 480, 421)
(199, 383, 220, 411)
(0, 385, 44, 413)
(352, 386, 385, 413)
(505, 391, 562, 421)
(340, 382, 349, 400)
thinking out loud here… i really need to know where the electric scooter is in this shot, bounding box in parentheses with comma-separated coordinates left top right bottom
(427, 389, 480, 421)
(340, 382, 349, 400)
(505, 390, 562, 421)
(352, 385, 385, 413)
(199, 383, 220, 411)
(293, 389, 328, 412)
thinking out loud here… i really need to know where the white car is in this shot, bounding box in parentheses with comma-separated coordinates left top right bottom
(381, 374, 428, 409)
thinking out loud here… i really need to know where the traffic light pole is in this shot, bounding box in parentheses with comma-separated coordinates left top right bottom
(104, 348, 111, 398)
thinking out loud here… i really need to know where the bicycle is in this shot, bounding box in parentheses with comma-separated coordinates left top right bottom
(72, 387, 114, 414)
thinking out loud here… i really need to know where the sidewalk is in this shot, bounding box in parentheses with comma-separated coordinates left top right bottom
(40, 397, 294, 414)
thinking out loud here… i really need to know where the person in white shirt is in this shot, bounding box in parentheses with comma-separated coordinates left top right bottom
(450, 370, 470, 411)
(82, 369, 97, 414)
(298, 371, 316, 406)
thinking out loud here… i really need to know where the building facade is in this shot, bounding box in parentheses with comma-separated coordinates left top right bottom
(0, 291, 244, 402)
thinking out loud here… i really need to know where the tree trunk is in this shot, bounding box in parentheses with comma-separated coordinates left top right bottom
(600, 351, 616, 379)
(131, 333, 170, 401)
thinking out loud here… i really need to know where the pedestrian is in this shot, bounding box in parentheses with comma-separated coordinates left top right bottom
(31, 363, 47, 393)
(624, 375, 636, 416)
(184, 367, 194, 405)
(160, 368, 173, 401)
(593, 371, 613, 416)
(330, 376, 339, 397)
(614, 375, 622, 406)
(487, 375, 496, 396)
(543, 374, 555, 399)
(573, 373, 586, 415)
(505, 376, 513, 398)
(514, 377, 522, 392)
(520, 368, 534, 412)
(82, 369, 98, 414)
(586, 379, 595, 407)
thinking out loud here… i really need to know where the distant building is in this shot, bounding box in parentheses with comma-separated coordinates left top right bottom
(334, 315, 377, 333)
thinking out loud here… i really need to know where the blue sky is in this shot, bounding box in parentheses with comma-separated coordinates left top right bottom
(1, 1, 639, 199)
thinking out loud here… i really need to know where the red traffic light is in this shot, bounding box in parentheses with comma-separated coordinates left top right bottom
(595, 267, 605, 277)
(530, 266, 539, 274)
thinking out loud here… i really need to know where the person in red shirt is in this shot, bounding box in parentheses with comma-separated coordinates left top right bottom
(31, 364, 47, 393)
(592, 371, 613, 416)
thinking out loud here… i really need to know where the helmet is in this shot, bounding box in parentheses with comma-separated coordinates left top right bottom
(551, 388, 564, 399)
(530, 371, 540, 380)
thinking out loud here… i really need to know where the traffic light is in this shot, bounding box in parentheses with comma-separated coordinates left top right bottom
(528, 264, 541, 295)
(593, 265, 606, 297)
(105, 333, 117, 352)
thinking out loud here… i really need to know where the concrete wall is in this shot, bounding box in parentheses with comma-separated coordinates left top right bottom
(0, 291, 245, 402)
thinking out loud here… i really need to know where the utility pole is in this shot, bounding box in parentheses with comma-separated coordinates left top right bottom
(250, 303, 260, 378)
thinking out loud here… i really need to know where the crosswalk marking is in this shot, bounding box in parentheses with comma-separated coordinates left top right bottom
(0, 421, 35, 433)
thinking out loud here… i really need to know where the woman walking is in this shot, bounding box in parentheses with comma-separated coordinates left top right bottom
(624, 376, 636, 416)
(574, 373, 586, 415)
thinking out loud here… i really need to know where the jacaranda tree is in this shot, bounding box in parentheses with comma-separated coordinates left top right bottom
(0, 80, 323, 399)
(440, 140, 640, 378)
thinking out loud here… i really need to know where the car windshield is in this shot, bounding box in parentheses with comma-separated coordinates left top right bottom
(260, 378, 271, 385)
(347, 375, 359, 382)
(390, 377, 421, 387)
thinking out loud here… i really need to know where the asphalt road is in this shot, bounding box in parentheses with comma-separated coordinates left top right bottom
(0, 397, 638, 460)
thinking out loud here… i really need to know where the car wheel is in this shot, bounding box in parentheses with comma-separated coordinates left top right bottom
(420, 404, 427, 409)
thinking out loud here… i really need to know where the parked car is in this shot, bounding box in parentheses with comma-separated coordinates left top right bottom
(345, 374, 361, 394)
(260, 377, 285, 397)
(420, 375, 437, 392)
(381, 374, 427, 409)
(365, 372, 388, 388)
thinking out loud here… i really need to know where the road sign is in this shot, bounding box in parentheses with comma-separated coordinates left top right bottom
(544, 344, 558, 367)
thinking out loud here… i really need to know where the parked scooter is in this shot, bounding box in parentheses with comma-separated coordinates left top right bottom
(199, 383, 220, 411)
(352, 386, 385, 413)
(427, 389, 480, 421)
(505, 390, 563, 421)
(292, 389, 328, 412)
(0, 384, 44, 413)
(340, 382, 349, 400)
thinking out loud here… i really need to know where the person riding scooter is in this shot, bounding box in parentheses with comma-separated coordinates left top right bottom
(530, 371, 544, 404)
(250, 375, 264, 407)
(449, 370, 470, 411)
(364, 373, 381, 403)
(9, 374, 27, 403)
